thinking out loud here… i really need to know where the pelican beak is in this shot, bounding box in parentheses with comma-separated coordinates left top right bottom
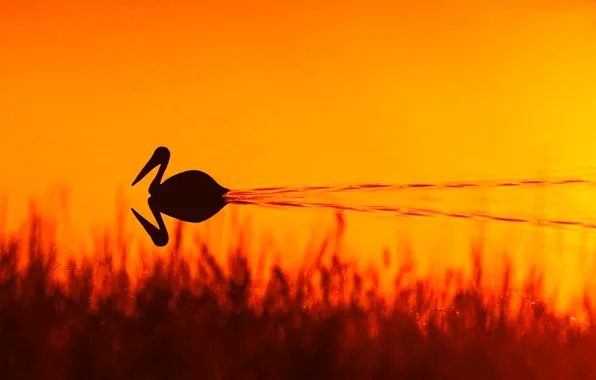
(131, 147, 170, 187)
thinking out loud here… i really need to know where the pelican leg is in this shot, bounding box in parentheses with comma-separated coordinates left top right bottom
(131, 198, 169, 247)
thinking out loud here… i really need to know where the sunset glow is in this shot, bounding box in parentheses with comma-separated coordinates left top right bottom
(3, 0, 596, 316)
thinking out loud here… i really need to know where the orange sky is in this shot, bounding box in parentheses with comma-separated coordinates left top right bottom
(3, 0, 596, 309)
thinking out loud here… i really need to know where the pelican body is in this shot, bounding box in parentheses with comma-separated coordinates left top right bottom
(131, 147, 229, 247)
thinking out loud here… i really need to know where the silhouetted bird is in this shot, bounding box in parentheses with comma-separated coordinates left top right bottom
(131, 146, 229, 247)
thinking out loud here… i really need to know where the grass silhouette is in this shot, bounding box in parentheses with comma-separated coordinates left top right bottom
(0, 207, 595, 380)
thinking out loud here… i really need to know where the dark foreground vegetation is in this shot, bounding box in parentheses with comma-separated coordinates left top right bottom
(1, 212, 596, 380)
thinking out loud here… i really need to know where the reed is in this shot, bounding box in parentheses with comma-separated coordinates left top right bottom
(0, 209, 594, 380)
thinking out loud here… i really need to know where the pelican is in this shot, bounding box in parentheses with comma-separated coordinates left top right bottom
(131, 146, 229, 247)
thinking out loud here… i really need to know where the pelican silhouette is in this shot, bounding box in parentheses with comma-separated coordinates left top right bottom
(131, 146, 229, 247)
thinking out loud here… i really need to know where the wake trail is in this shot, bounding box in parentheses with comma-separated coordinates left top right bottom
(223, 176, 596, 231)
(226, 198, 596, 231)
(227, 178, 595, 198)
